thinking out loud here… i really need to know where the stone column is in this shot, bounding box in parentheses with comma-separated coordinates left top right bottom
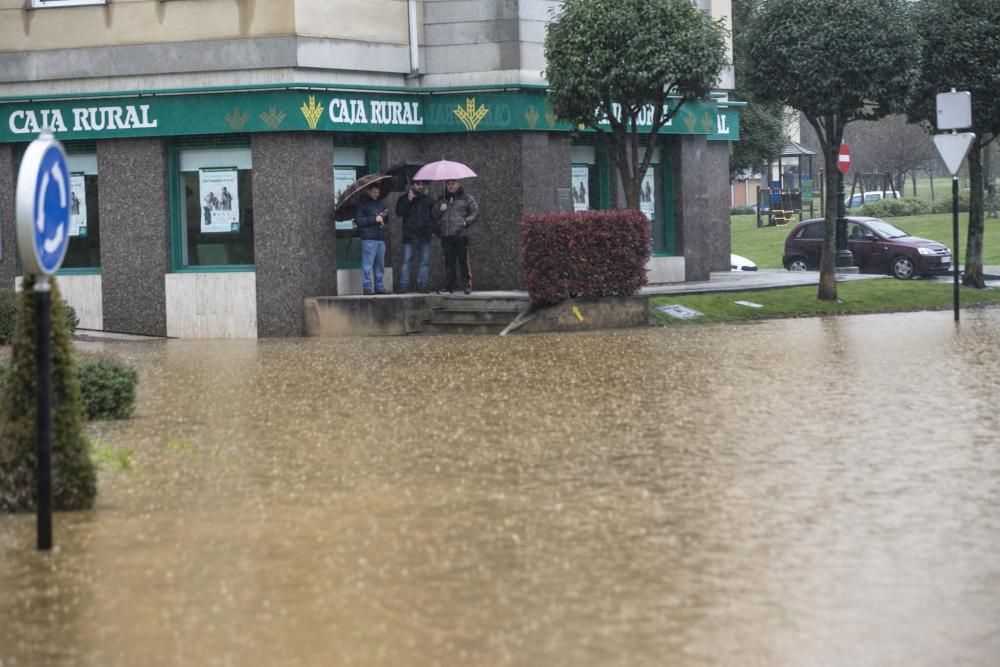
(252, 132, 336, 337)
(98, 138, 170, 335)
(0, 144, 17, 289)
(674, 135, 731, 280)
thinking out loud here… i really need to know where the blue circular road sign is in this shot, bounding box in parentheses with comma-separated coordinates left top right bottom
(16, 131, 70, 276)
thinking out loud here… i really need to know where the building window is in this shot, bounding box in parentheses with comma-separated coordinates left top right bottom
(62, 151, 100, 270)
(641, 144, 676, 256)
(30, 0, 106, 7)
(173, 145, 254, 269)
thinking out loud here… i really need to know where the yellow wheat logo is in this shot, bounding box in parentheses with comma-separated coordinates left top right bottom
(225, 107, 249, 131)
(683, 110, 697, 133)
(300, 96, 324, 129)
(260, 106, 286, 130)
(453, 97, 489, 131)
(524, 106, 540, 129)
(545, 110, 558, 128)
(701, 112, 714, 133)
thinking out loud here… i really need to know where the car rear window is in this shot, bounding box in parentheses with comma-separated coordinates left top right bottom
(798, 222, 825, 240)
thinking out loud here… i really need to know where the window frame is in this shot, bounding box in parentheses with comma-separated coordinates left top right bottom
(168, 137, 255, 273)
(59, 144, 102, 275)
(29, 0, 106, 8)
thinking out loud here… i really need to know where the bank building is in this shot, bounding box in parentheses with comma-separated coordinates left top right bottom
(0, 0, 739, 338)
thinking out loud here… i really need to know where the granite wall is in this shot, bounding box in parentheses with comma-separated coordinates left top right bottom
(0, 144, 16, 289)
(97, 138, 170, 335)
(252, 132, 337, 337)
(674, 135, 731, 280)
(384, 131, 568, 292)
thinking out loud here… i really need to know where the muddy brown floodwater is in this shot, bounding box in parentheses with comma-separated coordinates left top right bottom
(2, 310, 1000, 666)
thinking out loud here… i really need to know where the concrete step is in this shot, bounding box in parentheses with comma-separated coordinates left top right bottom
(427, 308, 520, 325)
(417, 320, 511, 335)
(432, 295, 527, 312)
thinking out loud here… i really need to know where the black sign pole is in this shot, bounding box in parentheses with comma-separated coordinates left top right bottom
(36, 275, 53, 551)
(953, 176, 960, 322)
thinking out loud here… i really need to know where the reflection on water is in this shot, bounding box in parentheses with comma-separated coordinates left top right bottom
(3, 311, 1000, 666)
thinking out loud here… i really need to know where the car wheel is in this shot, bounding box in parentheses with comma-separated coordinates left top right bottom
(787, 257, 810, 271)
(891, 255, 915, 280)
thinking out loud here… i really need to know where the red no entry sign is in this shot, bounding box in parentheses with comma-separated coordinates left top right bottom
(837, 143, 852, 174)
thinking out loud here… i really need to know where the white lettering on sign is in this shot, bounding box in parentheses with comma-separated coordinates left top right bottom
(717, 113, 730, 135)
(599, 103, 675, 127)
(328, 97, 423, 127)
(8, 104, 158, 135)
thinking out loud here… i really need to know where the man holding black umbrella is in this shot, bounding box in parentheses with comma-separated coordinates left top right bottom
(355, 183, 390, 295)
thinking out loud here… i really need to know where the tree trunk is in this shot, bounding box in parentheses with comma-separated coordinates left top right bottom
(818, 139, 840, 300)
(963, 144, 986, 288)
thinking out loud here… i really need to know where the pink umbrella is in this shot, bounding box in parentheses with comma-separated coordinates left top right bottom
(412, 160, 477, 181)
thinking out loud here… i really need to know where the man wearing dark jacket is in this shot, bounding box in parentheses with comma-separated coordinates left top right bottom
(355, 184, 390, 295)
(394, 179, 435, 293)
(432, 179, 480, 294)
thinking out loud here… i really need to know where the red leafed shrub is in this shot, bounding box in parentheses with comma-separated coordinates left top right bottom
(521, 210, 650, 304)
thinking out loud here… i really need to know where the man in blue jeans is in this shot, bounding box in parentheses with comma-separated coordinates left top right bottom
(355, 183, 390, 295)
(395, 179, 435, 293)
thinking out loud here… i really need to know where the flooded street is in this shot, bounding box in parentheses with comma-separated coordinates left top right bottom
(3, 311, 1000, 666)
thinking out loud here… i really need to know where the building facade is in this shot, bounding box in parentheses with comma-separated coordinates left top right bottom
(0, 0, 738, 337)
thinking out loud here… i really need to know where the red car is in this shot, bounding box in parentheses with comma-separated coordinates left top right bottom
(782, 216, 952, 279)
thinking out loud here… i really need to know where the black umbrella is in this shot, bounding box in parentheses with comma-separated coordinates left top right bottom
(334, 172, 395, 222)
(385, 161, 426, 192)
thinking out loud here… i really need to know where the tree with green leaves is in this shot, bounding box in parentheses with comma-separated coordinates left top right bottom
(730, 0, 786, 180)
(909, 0, 1000, 288)
(744, 0, 919, 300)
(1, 276, 96, 513)
(544, 0, 727, 211)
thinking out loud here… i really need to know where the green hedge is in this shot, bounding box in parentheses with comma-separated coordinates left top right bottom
(0, 287, 78, 345)
(859, 194, 970, 217)
(78, 357, 139, 420)
(0, 354, 137, 420)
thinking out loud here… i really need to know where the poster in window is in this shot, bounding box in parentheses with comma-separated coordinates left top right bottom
(571, 166, 590, 212)
(334, 167, 359, 232)
(640, 170, 655, 221)
(199, 168, 240, 233)
(69, 173, 88, 237)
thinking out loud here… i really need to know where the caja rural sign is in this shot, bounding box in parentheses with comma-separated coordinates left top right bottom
(1, 89, 740, 142)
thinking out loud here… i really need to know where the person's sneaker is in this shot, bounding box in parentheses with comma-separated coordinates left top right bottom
(463, 286, 472, 295)
(417, 285, 429, 294)
(362, 288, 373, 295)
(375, 288, 387, 295)
(436, 288, 452, 294)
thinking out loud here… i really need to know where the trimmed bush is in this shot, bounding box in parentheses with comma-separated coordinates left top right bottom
(79, 357, 139, 420)
(0, 287, 78, 345)
(929, 190, 971, 214)
(1, 275, 96, 512)
(521, 210, 650, 304)
(858, 197, 931, 218)
(730, 205, 756, 215)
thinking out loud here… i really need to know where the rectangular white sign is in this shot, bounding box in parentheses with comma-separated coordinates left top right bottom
(69, 173, 87, 237)
(640, 170, 655, 221)
(571, 166, 590, 212)
(199, 168, 239, 233)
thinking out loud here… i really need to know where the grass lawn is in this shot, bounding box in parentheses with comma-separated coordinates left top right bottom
(732, 212, 1000, 270)
(650, 278, 1000, 325)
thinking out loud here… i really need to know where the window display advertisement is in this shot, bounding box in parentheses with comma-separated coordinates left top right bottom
(69, 173, 87, 237)
(334, 167, 358, 231)
(571, 166, 589, 212)
(199, 168, 239, 233)
(640, 170, 655, 221)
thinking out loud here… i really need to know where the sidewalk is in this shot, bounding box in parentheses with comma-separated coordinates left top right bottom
(641, 265, 1000, 297)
